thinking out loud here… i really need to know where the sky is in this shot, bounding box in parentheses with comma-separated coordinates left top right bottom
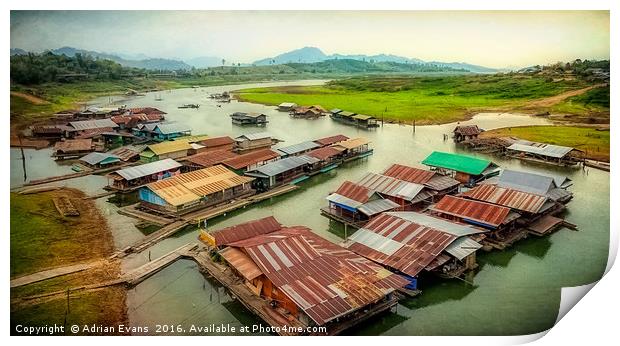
(10, 11, 610, 68)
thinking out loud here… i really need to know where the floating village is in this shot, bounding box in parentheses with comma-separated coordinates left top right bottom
(11, 90, 599, 336)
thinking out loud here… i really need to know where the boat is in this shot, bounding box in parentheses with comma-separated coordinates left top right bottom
(71, 164, 83, 172)
(178, 104, 200, 109)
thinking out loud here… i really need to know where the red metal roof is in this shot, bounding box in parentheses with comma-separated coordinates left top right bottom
(306, 146, 342, 161)
(382, 164, 436, 184)
(430, 195, 511, 227)
(227, 225, 408, 326)
(461, 184, 548, 213)
(187, 149, 238, 168)
(345, 213, 456, 278)
(200, 136, 234, 148)
(314, 134, 349, 146)
(335, 181, 372, 203)
(221, 149, 280, 170)
(212, 216, 282, 246)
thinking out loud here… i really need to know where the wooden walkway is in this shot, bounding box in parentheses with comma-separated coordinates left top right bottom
(182, 184, 299, 224)
(10, 261, 101, 288)
(21, 161, 138, 188)
(117, 203, 177, 226)
(123, 243, 198, 286)
(113, 220, 190, 258)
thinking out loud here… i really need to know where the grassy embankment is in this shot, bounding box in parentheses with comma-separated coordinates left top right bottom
(550, 86, 610, 119)
(10, 188, 126, 333)
(234, 75, 609, 124)
(480, 125, 610, 162)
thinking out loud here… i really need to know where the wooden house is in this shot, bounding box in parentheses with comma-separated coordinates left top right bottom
(199, 217, 407, 334)
(244, 155, 319, 192)
(323, 181, 399, 227)
(107, 158, 182, 192)
(453, 125, 482, 142)
(139, 140, 192, 162)
(233, 132, 275, 153)
(53, 139, 94, 159)
(138, 165, 254, 215)
(230, 112, 268, 126)
(277, 102, 298, 111)
(221, 149, 280, 173)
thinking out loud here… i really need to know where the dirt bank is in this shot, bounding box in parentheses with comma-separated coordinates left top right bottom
(10, 188, 127, 334)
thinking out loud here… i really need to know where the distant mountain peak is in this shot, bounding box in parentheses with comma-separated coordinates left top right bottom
(253, 46, 498, 72)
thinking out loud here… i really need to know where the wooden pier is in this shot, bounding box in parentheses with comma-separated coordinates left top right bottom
(118, 203, 177, 226)
(182, 184, 299, 224)
(21, 161, 138, 188)
(123, 243, 198, 286)
(113, 220, 190, 258)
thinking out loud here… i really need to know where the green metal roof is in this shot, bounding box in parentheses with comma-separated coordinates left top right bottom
(422, 151, 492, 175)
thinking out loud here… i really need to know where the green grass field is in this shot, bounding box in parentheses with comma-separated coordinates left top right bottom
(235, 75, 602, 124)
(551, 85, 610, 114)
(481, 125, 610, 162)
(10, 190, 113, 277)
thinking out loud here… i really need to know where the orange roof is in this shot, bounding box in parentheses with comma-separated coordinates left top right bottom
(186, 150, 238, 168)
(382, 164, 436, 184)
(335, 181, 372, 203)
(430, 195, 512, 227)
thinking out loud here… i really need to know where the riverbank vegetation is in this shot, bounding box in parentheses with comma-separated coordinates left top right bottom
(235, 74, 607, 124)
(10, 188, 126, 332)
(479, 125, 610, 162)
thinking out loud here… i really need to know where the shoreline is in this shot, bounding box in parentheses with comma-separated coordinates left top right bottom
(10, 188, 128, 332)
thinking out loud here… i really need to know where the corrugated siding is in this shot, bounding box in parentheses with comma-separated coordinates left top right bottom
(335, 181, 372, 203)
(212, 216, 282, 246)
(346, 213, 457, 277)
(357, 173, 425, 202)
(314, 134, 349, 146)
(226, 226, 408, 325)
(382, 164, 436, 184)
(430, 195, 512, 227)
(461, 184, 548, 213)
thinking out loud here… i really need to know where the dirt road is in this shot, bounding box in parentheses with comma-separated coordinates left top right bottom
(10, 91, 50, 105)
(524, 83, 607, 109)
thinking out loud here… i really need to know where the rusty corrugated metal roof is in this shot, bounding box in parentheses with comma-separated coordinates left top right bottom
(226, 225, 408, 326)
(221, 149, 280, 170)
(200, 136, 234, 148)
(314, 134, 349, 146)
(219, 247, 264, 281)
(357, 172, 426, 202)
(461, 184, 548, 213)
(305, 146, 342, 161)
(335, 181, 372, 203)
(212, 216, 282, 246)
(345, 213, 457, 278)
(382, 164, 436, 184)
(187, 150, 238, 168)
(430, 195, 512, 227)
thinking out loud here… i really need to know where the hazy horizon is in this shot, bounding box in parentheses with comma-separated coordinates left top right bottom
(10, 11, 610, 68)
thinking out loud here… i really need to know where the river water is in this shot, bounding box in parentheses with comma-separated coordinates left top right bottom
(10, 80, 609, 336)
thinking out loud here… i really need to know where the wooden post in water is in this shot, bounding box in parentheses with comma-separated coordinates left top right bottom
(412, 120, 416, 133)
(19, 136, 27, 181)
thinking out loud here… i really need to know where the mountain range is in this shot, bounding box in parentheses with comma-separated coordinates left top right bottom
(252, 47, 499, 73)
(11, 46, 500, 73)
